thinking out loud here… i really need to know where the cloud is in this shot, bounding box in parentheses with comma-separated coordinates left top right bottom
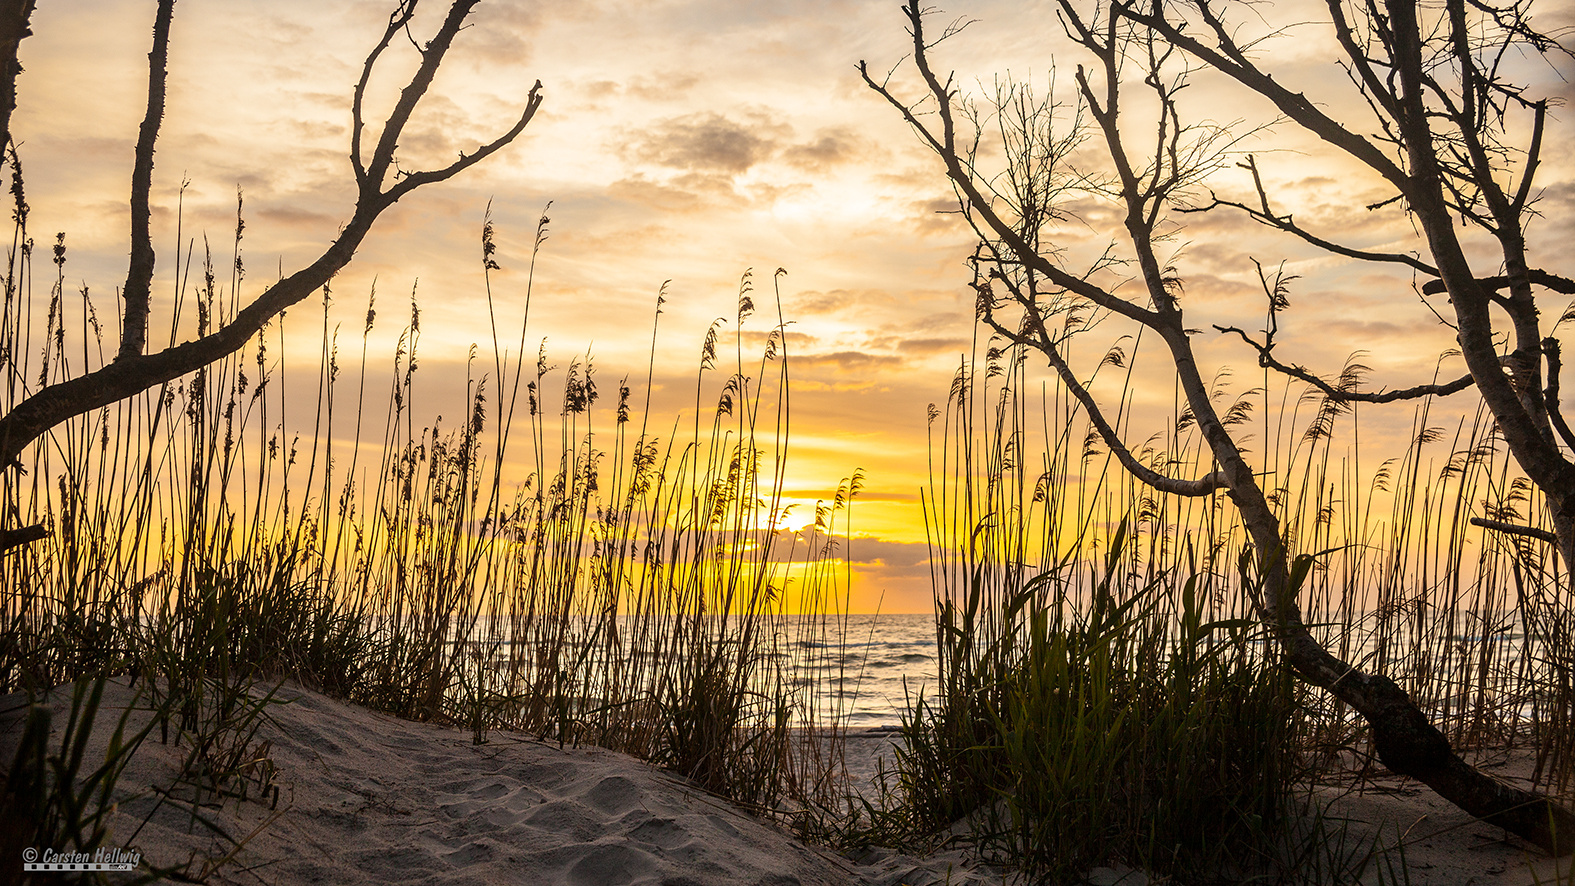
(911, 196, 967, 235)
(607, 172, 748, 213)
(456, 4, 541, 67)
(626, 72, 704, 102)
(895, 337, 970, 355)
(619, 114, 873, 180)
(737, 330, 820, 351)
(257, 204, 340, 230)
(846, 536, 930, 568)
(794, 350, 904, 372)
(578, 72, 703, 106)
(781, 126, 866, 171)
(622, 112, 784, 174)
(790, 289, 859, 315)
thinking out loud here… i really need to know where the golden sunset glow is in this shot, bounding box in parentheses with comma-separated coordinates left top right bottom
(19, 0, 1575, 614)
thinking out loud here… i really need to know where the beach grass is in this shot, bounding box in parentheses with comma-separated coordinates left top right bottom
(3, 179, 1573, 884)
(0, 194, 859, 872)
(825, 331, 1574, 881)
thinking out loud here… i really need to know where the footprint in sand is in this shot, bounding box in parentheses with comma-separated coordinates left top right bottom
(585, 774, 641, 814)
(626, 816, 690, 851)
(565, 842, 657, 886)
(442, 840, 495, 867)
(524, 797, 604, 841)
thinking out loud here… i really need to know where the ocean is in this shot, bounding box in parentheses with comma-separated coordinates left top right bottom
(793, 613, 938, 729)
(789, 608, 1543, 730)
(466, 607, 1542, 733)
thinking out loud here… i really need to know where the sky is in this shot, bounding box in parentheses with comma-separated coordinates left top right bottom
(16, 0, 1575, 612)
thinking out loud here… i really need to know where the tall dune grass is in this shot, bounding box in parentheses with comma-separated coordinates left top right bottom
(856, 324, 1574, 880)
(0, 191, 858, 817)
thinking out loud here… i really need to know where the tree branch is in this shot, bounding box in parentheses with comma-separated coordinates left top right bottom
(1183, 156, 1439, 276)
(352, 0, 419, 188)
(0, 521, 46, 554)
(0, 0, 35, 155)
(116, 0, 174, 361)
(1545, 337, 1575, 453)
(1216, 324, 1475, 403)
(1470, 517, 1557, 544)
(1419, 269, 1575, 297)
(858, 2, 1159, 329)
(362, 0, 480, 200)
(1110, 0, 1413, 195)
(0, 0, 541, 467)
(383, 81, 543, 205)
(982, 269, 1226, 497)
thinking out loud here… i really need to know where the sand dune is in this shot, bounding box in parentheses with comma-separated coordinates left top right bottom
(4, 679, 1570, 885)
(1, 681, 1005, 886)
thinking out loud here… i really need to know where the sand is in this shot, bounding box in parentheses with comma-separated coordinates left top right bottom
(1, 680, 1569, 885)
(0, 681, 1003, 886)
(1298, 759, 1573, 886)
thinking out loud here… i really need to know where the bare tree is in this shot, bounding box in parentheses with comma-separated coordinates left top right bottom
(0, 0, 542, 549)
(864, 0, 1575, 856)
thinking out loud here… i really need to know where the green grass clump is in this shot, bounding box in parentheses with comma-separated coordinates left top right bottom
(862, 526, 1298, 883)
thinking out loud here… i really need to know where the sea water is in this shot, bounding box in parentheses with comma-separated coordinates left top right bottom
(788, 609, 1545, 730)
(466, 608, 1545, 732)
(791, 613, 939, 729)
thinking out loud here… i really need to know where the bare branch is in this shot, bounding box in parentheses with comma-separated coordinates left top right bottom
(1184, 156, 1438, 276)
(0, 522, 46, 554)
(1470, 517, 1557, 544)
(1420, 269, 1575, 297)
(362, 0, 481, 201)
(1545, 337, 1575, 453)
(116, 0, 174, 361)
(0, 0, 35, 155)
(383, 80, 544, 205)
(1511, 100, 1546, 214)
(1216, 324, 1475, 403)
(859, 2, 1158, 328)
(0, 0, 541, 466)
(982, 268, 1226, 497)
(1110, 0, 1413, 194)
(352, 0, 419, 187)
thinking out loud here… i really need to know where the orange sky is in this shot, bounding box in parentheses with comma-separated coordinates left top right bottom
(17, 0, 1575, 612)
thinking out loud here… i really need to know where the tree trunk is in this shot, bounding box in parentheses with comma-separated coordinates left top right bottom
(0, 0, 33, 154)
(1157, 323, 1575, 856)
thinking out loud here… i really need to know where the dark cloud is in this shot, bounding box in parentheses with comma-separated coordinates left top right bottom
(794, 351, 904, 372)
(846, 536, 931, 568)
(257, 204, 340, 229)
(624, 112, 782, 174)
(1529, 180, 1575, 243)
(620, 114, 870, 179)
(781, 127, 865, 171)
(896, 337, 970, 355)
